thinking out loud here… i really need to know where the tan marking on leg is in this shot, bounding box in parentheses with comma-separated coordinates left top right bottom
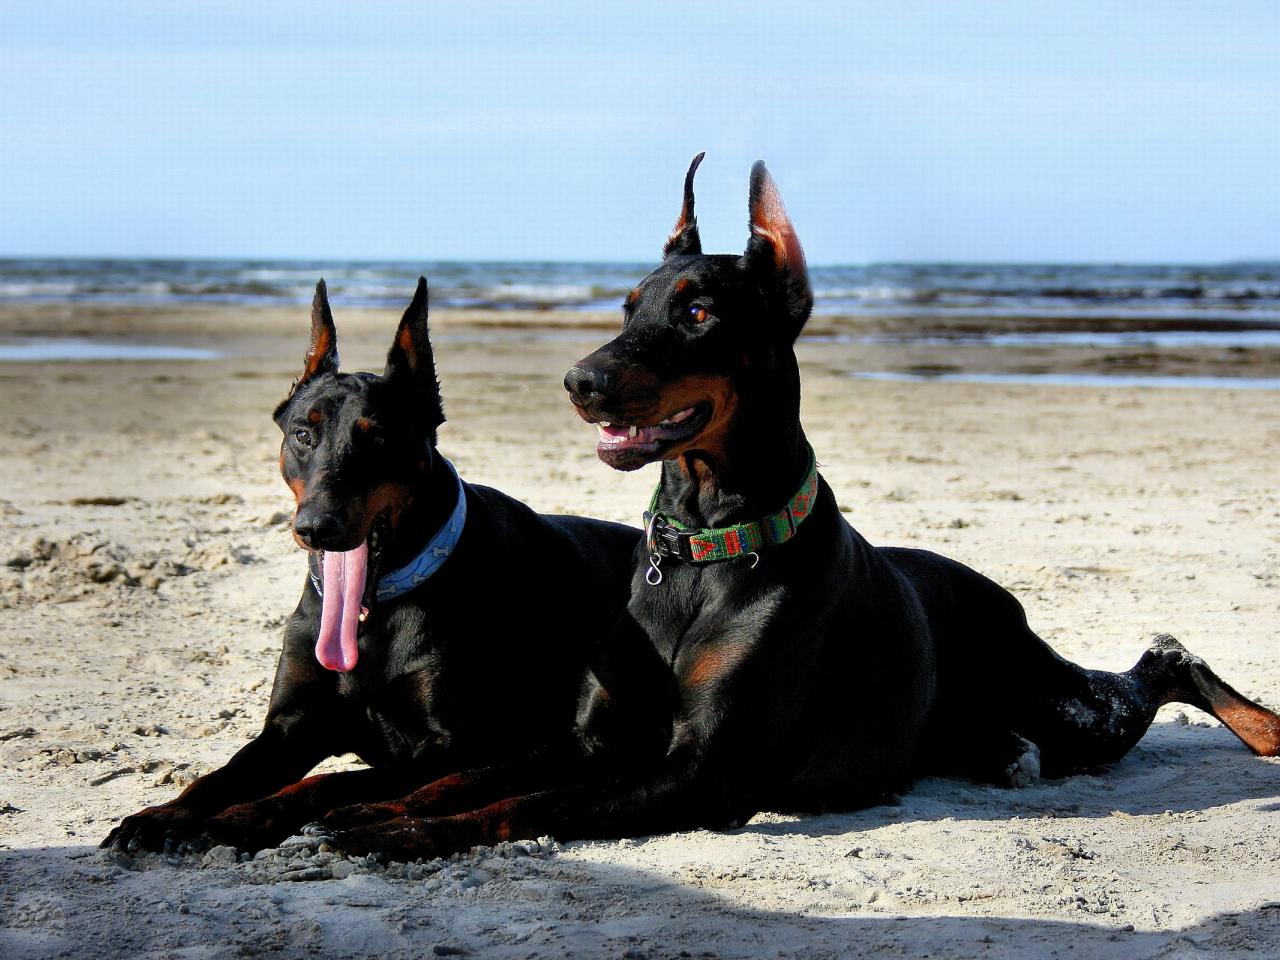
(1213, 699, 1280, 757)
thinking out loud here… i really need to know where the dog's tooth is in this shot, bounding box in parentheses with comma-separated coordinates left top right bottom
(658, 408, 692, 427)
(599, 421, 611, 427)
(629, 425, 638, 439)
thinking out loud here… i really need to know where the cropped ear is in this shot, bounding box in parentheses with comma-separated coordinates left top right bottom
(296, 279, 340, 384)
(275, 280, 339, 422)
(662, 152, 705, 259)
(741, 161, 813, 338)
(384, 277, 445, 431)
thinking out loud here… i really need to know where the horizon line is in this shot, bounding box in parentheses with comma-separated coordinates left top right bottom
(1, 254, 1277, 269)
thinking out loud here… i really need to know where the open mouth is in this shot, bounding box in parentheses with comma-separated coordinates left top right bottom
(312, 511, 391, 673)
(590, 402, 712, 467)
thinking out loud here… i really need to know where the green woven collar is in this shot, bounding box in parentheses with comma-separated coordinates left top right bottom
(642, 446, 819, 575)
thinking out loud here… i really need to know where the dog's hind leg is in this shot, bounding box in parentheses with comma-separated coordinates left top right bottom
(908, 551, 1279, 781)
(1015, 633, 1280, 776)
(1131, 635, 1279, 756)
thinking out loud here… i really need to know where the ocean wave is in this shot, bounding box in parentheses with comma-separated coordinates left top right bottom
(1, 259, 1278, 320)
(0, 281, 79, 297)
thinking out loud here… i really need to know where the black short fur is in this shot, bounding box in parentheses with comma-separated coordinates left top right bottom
(310, 161, 1279, 864)
(102, 279, 639, 854)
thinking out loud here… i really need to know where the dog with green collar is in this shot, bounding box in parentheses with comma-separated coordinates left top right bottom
(319, 158, 1279, 864)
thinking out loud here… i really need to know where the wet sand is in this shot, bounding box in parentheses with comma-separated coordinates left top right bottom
(3, 302, 1280, 383)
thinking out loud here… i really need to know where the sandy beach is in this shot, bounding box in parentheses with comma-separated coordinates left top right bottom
(1, 304, 1278, 959)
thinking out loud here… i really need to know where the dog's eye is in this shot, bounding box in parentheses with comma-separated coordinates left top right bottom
(293, 429, 313, 447)
(688, 306, 709, 324)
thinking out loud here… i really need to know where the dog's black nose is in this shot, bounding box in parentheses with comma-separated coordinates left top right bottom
(564, 365, 610, 405)
(294, 508, 344, 550)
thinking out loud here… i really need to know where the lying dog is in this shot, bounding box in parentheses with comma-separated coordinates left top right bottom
(317, 158, 1279, 862)
(103, 278, 638, 853)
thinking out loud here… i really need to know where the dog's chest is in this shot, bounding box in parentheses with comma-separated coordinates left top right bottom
(334, 619, 454, 760)
(633, 565, 779, 666)
(337, 666, 450, 763)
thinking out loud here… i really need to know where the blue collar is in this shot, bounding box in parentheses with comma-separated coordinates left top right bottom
(309, 458, 468, 604)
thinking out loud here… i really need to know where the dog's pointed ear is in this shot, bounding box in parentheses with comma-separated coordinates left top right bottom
(385, 277, 445, 431)
(276, 280, 340, 423)
(741, 161, 813, 338)
(662, 152, 705, 259)
(295, 279, 340, 384)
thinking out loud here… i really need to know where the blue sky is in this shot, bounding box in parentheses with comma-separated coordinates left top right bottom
(2, 1, 1277, 263)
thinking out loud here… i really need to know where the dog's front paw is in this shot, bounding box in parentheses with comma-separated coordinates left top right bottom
(321, 800, 408, 832)
(331, 815, 443, 863)
(101, 804, 203, 853)
(198, 799, 296, 854)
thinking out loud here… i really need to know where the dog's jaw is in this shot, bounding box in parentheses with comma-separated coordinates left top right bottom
(574, 400, 715, 471)
(574, 370, 737, 472)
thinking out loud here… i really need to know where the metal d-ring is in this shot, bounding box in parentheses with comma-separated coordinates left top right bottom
(746, 552, 760, 569)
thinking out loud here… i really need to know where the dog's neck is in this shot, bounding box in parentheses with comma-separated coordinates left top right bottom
(655, 356, 809, 529)
(384, 451, 463, 570)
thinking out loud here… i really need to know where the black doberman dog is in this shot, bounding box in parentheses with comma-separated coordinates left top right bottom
(102, 278, 638, 854)
(314, 158, 1279, 863)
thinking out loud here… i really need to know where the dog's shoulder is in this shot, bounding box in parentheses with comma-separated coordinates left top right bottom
(460, 482, 638, 560)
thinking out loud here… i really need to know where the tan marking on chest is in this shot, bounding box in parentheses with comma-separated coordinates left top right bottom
(684, 642, 747, 687)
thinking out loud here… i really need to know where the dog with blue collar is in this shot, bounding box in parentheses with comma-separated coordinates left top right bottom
(103, 278, 640, 855)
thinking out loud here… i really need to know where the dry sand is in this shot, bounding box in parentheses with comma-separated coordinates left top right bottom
(1, 305, 1277, 959)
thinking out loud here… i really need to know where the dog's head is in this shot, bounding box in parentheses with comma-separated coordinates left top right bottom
(273, 277, 445, 555)
(565, 155, 812, 471)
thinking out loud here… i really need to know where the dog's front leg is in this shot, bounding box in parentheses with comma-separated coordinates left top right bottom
(196, 759, 459, 853)
(330, 748, 749, 862)
(101, 713, 329, 853)
(198, 727, 609, 852)
(320, 732, 618, 832)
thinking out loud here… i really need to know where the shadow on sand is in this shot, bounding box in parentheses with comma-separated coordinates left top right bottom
(3, 721, 1276, 959)
(1, 841, 1277, 960)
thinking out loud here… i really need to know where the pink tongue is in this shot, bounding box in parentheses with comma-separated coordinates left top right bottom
(315, 543, 368, 672)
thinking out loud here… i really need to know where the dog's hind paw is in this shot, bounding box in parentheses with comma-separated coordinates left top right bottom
(1004, 736, 1042, 788)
